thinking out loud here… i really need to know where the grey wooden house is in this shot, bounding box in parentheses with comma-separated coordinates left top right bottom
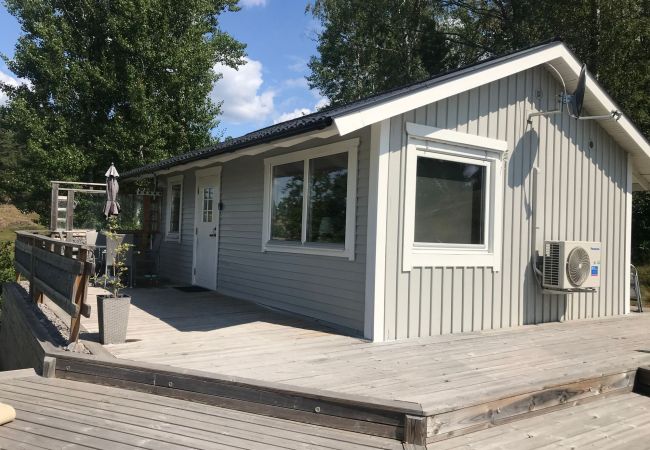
(123, 40, 650, 342)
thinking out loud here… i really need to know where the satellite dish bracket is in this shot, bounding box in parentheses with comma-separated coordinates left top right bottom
(527, 63, 621, 124)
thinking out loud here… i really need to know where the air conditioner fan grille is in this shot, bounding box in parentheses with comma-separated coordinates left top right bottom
(567, 247, 591, 286)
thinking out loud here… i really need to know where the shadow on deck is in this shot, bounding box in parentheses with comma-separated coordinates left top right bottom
(83, 286, 340, 336)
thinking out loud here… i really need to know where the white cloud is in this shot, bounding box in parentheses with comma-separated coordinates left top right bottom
(0, 70, 21, 106)
(239, 0, 267, 7)
(287, 56, 308, 74)
(314, 96, 329, 110)
(273, 95, 330, 124)
(283, 77, 309, 89)
(274, 108, 311, 124)
(211, 57, 275, 124)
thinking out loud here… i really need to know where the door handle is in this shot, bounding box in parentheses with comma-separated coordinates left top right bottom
(209, 227, 217, 237)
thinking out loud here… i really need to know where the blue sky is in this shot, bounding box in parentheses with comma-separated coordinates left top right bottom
(0, 0, 323, 138)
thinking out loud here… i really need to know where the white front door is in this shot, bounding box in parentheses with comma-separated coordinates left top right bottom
(193, 169, 221, 289)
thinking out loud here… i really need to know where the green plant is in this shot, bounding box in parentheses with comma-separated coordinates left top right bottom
(0, 241, 16, 309)
(95, 217, 131, 299)
(0, 241, 15, 284)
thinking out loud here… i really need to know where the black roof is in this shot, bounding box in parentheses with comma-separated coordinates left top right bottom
(122, 39, 562, 179)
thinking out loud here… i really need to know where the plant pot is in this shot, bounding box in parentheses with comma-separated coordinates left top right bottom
(97, 294, 131, 344)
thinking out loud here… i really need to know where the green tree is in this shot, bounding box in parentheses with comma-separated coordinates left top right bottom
(307, 0, 449, 106)
(0, 127, 26, 204)
(309, 0, 649, 135)
(0, 0, 246, 219)
(440, 0, 650, 135)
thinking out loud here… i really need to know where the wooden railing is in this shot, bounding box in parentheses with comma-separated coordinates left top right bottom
(13, 230, 94, 343)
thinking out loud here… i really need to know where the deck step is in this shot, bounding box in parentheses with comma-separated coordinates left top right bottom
(426, 369, 637, 444)
(434, 391, 650, 448)
(48, 350, 647, 447)
(51, 352, 424, 444)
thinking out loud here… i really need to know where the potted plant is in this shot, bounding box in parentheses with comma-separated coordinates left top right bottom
(96, 216, 132, 344)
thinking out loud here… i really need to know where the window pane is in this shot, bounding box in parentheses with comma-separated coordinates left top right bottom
(271, 162, 303, 241)
(170, 184, 181, 233)
(414, 157, 485, 244)
(202, 187, 214, 223)
(307, 153, 348, 244)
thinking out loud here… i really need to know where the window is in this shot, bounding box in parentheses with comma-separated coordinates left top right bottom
(403, 124, 506, 271)
(414, 157, 487, 246)
(263, 139, 359, 259)
(202, 187, 214, 223)
(271, 161, 304, 241)
(166, 175, 183, 241)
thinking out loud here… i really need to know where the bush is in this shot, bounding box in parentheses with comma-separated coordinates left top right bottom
(0, 241, 14, 284)
(0, 241, 14, 309)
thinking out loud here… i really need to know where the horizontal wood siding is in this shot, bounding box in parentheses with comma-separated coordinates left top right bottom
(158, 172, 195, 284)
(216, 130, 370, 333)
(382, 66, 630, 340)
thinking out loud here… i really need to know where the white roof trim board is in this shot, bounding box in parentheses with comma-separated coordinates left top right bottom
(332, 42, 650, 188)
(405, 122, 508, 154)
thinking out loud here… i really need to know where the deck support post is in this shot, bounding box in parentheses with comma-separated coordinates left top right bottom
(404, 414, 427, 448)
(42, 356, 56, 378)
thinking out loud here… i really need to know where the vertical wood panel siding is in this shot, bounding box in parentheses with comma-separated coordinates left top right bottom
(382, 67, 630, 340)
(158, 172, 196, 284)
(216, 130, 370, 333)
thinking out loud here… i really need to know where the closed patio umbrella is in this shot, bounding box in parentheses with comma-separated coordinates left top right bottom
(104, 163, 120, 217)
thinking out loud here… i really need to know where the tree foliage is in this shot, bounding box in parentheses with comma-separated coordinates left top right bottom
(439, 0, 650, 136)
(0, 0, 246, 218)
(307, 0, 450, 106)
(308, 0, 649, 135)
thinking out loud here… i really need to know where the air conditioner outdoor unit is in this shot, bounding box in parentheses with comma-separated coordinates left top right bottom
(542, 241, 601, 290)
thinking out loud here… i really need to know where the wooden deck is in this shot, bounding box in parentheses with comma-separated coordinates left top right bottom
(435, 392, 650, 449)
(80, 287, 650, 415)
(0, 370, 402, 449)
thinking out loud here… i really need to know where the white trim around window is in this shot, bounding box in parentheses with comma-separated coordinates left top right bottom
(262, 138, 359, 260)
(403, 125, 506, 272)
(165, 174, 184, 242)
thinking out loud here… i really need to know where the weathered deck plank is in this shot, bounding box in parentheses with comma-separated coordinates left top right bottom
(432, 392, 650, 449)
(80, 287, 650, 415)
(0, 375, 404, 449)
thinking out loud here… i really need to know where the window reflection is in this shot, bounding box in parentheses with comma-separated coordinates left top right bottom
(271, 162, 303, 241)
(307, 153, 348, 244)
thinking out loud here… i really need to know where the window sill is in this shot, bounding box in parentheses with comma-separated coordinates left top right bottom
(263, 242, 354, 260)
(405, 250, 500, 271)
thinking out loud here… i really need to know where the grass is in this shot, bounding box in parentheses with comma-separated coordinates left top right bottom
(0, 204, 43, 242)
(0, 203, 42, 308)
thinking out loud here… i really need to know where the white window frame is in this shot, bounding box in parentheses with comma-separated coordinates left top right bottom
(403, 123, 506, 271)
(165, 174, 184, 242)
(262, 138, 359, 260)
